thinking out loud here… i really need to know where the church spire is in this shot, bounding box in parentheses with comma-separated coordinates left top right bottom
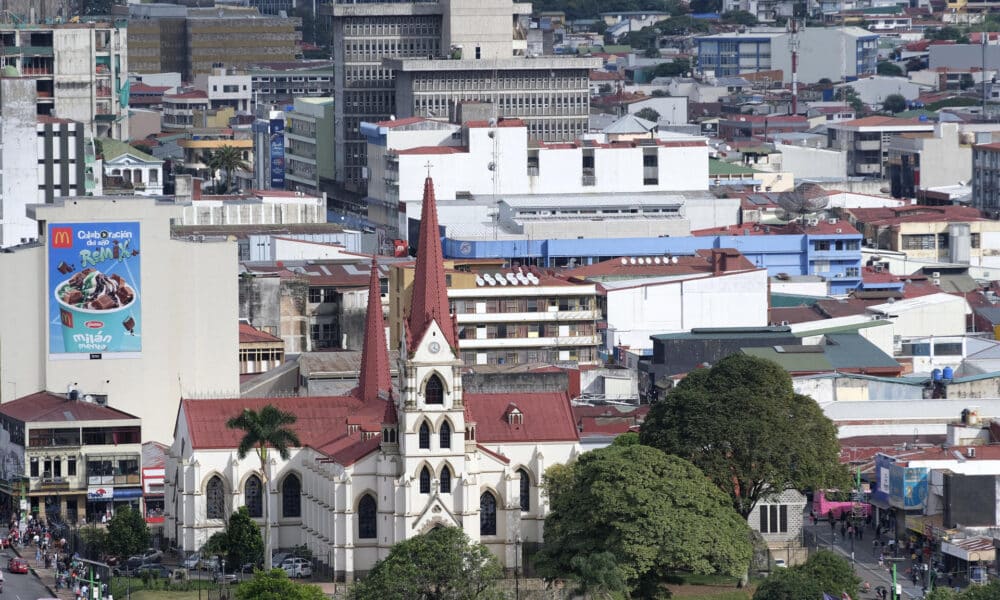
(355, 257, 391, 404)
(406, 175, 458, 353)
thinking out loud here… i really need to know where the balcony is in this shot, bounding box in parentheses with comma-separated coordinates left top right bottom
(458, 335, 601, 349)
(854, 139, 881, 151)
(455, 309, 600, 324)
(582, 168, 596, 186)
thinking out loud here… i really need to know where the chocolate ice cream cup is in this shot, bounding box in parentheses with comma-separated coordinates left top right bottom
(54, 277, 137, 353)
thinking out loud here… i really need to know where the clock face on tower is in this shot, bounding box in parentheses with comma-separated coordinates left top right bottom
(429, 341, 441, 354)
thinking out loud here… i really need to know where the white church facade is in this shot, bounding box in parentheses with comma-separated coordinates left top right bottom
(163, 176, 582, 578)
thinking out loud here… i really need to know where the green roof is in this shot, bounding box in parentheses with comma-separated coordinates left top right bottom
(770, 293, 827, 308)
(652, 326, 795, 341)
(99, 138, 160, 163)
(709, 158, 760, 176)
(742, 346, 833, 372)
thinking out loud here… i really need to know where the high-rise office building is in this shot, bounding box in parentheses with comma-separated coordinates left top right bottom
(323, 0, 598, 197)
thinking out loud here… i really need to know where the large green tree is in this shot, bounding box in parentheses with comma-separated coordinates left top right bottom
(883, 93, 907, 114)
(207, 145, 250, 193)
(226, 405, 302, 571)
(753, 550, 860, 600)
(106, 505, 150, 560)
(226, 506, 265, 570)
(639, 354, 848, 519)
(535, 444, 752, 598)
(927, 579, 1000, 600)
(351, 527, 503, 600)
(236, 569, 327, 600)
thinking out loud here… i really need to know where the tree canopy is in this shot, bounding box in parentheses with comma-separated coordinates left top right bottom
(753, 550, 861, 600)
(876, 61, 904, 77)
(535, 444, 752, 598)
(106, 505, 150, 559)
(635, 107, 661, 122)
(207, 145, 250, 193)
(653, 57, 691, 78)
(927, 579, 1000, 600)
(226, 506, 265, 569)
(351, 527, 503, 600)
(883, 93, 907, 114)
(236, 569, 327, 600)
(639, 354, 848, 518)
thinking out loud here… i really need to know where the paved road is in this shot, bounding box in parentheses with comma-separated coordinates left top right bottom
(808, 520, 939, 600)
(1, 547, 58, 600)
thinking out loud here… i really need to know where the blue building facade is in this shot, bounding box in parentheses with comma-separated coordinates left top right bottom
(443, 230, 863, 294)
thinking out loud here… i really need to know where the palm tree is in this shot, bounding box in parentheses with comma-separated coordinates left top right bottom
(208, 145, 249, 193)
(226, 405, 301, 571)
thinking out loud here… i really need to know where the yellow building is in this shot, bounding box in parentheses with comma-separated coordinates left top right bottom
(389, 259, 602, 366)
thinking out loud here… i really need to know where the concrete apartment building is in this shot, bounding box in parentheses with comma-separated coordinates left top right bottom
(128, 5, 301, 80)
(324, 0, 599, 195)
(0, 79, 98, 248)
(285, 97, 336, 196)
(972, 141, 1000, 215)
(827, 116, 936, 178)
(0, 20, 129, 140)
(695, 27, 878, 83)
(389, 259, 602, 366)
(887, 123, 973, 201)
(246, 61, 334, 106)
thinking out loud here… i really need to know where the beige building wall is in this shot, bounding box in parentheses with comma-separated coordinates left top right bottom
(0, 198, 240, 443)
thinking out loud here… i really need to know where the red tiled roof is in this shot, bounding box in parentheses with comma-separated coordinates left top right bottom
(837, 116, 934, 128)
(406, 177, 459, 353)
(846, 205, 984, 225)
(466, 118, 526, 128)
(770, 306, 823, 324)
(131, 83, 171, 94)
(565, 249, 754, 279)
(466, 392, 579, 443)
(590, 70, 625, 81)
(238, 322, 282, 344)
(165, 90, 208, 100)
(692, 221, 859, 236)
(37, 115, 75, 125)
(1, 391, 140, 423)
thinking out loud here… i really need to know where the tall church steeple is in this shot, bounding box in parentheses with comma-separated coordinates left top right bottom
(355, 258, 392, 404)
(406, 175, 459, 354)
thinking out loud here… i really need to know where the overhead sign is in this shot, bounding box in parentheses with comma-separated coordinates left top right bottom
(88, 486, 114, 500)
(269, 118, 285, 189)
(48, 222, 141, 359)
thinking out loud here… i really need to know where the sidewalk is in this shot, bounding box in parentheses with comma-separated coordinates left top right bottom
(8, 541, 75, 600)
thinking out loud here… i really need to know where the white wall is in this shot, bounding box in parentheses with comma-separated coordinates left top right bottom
(0, 79, 40, 248)
(0, 198, 241, 443)
(606, 269, 768, 351)
(869, 294, 970, 339)
(627, 97, 688, 124)
(777, 144, 848, 180)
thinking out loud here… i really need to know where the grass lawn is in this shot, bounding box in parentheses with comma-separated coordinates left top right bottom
(667, 572, 756, 599)
(130, 592, 207, 600)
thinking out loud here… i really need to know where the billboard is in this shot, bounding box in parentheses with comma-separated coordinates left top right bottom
(889, 464, 928, 509)
(48, 222, 141, 359)
(269, 118, 285, 189)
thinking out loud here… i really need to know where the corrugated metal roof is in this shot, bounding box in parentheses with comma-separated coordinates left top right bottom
(0, 392, 139, 423)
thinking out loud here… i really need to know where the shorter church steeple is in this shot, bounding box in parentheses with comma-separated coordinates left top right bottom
(355, 258, 392, 404)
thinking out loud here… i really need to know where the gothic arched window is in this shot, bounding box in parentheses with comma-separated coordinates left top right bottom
(425, 374, 444, 404)
(282, 474, 301, 518)
(439, 420, 452, 449)
(480, 492, 497, 536)
(244, 474, 263, 518)
(518, 469, 530, 512)
(420, 466, 431, 494)
(358, 494, 377, 539)
(206, 475, 225, 519)
(440, 465, 452, 494)
(419, 422, 431, 449)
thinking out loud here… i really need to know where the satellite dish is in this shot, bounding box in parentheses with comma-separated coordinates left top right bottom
(629, 257, 637, 265)
(620, 258, 627, 265)
(654, 257, 662, 264)
(671, 256, 679, 264)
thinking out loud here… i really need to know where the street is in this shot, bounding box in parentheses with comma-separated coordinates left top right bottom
(808, 519, 938, 600)
(1, 547, 58, 600)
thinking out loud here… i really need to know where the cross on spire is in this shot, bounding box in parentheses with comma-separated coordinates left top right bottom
(424, 161, 433, 177)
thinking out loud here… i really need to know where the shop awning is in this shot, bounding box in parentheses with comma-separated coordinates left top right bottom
(906, 514, 944, 536)
(114, 488, 143, 499)
(941, 537, 995, 562)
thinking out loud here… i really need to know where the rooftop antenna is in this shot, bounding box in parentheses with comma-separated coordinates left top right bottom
(790, 16, 799, 115)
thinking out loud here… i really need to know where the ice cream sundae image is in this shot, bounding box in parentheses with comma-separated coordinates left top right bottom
(57, 268, 135, 311)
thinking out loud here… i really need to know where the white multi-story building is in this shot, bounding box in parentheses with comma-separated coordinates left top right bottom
(363, 116, 711, 240)
(193, 68, 252, 113)
(0, 21, 129, 139)
(0, 197, 240, 443)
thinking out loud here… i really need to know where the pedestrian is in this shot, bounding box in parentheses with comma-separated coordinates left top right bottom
(878, 552, 884, 568)
(830, 519, 836, 532)
(828, 509, 835, 522)
(858, 526, 863, 540)
(840, 522, 847, 540)
(873, 538, 880, 554)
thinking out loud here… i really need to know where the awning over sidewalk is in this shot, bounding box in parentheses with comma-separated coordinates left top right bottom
(941, 537, 995, 562)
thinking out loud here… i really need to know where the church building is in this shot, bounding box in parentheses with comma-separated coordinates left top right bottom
(163, 176, 582, 579)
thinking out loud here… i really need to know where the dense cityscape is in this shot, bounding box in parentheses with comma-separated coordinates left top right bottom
(3, 0, 1000, 598)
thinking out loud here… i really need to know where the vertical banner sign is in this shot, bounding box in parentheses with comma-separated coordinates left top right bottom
(269, 118, 286, 189)
(48, 222, 142, 359)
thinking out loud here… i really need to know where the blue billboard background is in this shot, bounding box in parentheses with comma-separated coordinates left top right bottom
(269, 118, 285, 189)
(48, 222, 141, 358)
(889, 464, 928, 509)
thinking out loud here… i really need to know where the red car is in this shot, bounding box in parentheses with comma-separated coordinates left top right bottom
(8, 557, 28, 573)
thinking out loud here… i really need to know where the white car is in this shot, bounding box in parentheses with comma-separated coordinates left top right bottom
(281, 557, 312, 578)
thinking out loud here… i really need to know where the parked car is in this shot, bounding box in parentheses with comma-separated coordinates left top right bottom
(281, 557, 312, 579)
(213, 571, 239, 585)
(7, 558, 28, 574)
(199, 556, 219, 572)
(182, 552, 201, 569)
(126, 556, 146, 569)
(135, 564, 173, 578)
(269, 553, 290, 570)
(140, 548, 164, 563)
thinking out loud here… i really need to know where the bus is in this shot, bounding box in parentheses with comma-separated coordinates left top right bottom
(812, 490, 871, 520)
